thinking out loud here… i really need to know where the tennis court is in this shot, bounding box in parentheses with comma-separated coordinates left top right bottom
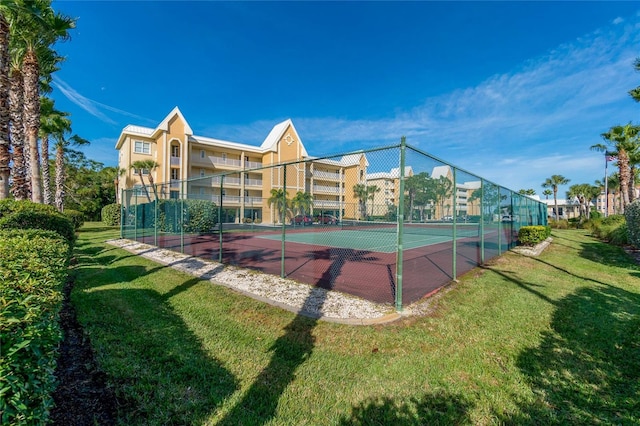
(257, 222, 481, 252)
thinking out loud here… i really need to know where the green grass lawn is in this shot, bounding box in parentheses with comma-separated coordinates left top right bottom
(71, 223, 640, 425)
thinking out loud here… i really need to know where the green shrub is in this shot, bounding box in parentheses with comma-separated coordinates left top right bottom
(63, 209, 85, 231)
(0, 210, 76, 246)
(101, 203, 122, 227)
(0, 232, 70, 425)
(0, 200, 57, 220)
(549, 219, 569, 229)
(608, 223, 629, 246)
(156, 199, 218, 233)
(518, 225, 551, 246)
(625, 200, 640, 248)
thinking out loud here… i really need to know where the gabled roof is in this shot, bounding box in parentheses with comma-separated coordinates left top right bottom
(260, 119, 309, 157)
(115, 106, 192, 149)
(431, 165, 451, 179)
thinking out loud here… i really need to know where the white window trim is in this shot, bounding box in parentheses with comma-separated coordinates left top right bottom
(134, 140, 151, 155)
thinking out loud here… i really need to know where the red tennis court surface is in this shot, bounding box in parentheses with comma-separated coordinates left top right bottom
(131, 226, 514, 307)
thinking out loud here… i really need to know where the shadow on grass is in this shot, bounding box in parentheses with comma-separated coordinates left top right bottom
(504, 285, 640, 424)
(337, 391, 474, 425)
(73, 234, 238, 425)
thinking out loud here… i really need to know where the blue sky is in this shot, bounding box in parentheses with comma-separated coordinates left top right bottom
(51, 1, 640, 198)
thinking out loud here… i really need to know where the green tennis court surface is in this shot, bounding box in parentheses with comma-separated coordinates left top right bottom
(258, 222, 481, 253)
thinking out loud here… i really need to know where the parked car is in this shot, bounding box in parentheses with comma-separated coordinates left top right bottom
(291, 215, 313, 226)
(501, 215, 514, 222)
(316, 214, 338, 225)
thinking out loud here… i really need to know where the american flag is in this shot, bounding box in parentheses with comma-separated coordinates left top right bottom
(606, 155, 616, 162)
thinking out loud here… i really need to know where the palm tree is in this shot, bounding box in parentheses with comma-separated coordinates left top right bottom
(542, 189, 552, 199)
(291, 191, 313, 215)
(55, 133, 89, 211)
(0, 4, 12, 199)
(15, 2, 74, 203)
(542, 174, 570, 220)
(518, 189, 536, 196)
(592, 123, 640, 211)
(433, 175, 453, 220)
(40, 96, 70, 205)
(352, 183, 368, 219)
(366, 185, 380, 218)
(8, 56, 28, 199)
(267, 188, 289, 224)
(130, 159, 159, 203)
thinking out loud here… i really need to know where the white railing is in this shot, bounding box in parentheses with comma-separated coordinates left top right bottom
(209, 156, 241, 167)
(170, 156, 180, 166)
(313, 200, 342, 208)
(313, 185, 343, 194)
(313, 170, 341, 180)
(245, 178, 263, 186)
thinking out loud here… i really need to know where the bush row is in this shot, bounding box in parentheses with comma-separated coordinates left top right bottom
(0, 201, 75, 425)
(518, 225, 552, 246)
(120, 199, 218, 233)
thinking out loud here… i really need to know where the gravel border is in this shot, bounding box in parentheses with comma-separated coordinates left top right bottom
(107, 239, 403, 324)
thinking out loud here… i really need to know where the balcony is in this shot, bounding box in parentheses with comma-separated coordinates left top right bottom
(245, 178, 263, 187)
(313, 185, 343, 194)
(313, 200, 342, 208)
(312, 170, 341, 181)
(170, 156, 181, 166)
(209, 156, 241, 168)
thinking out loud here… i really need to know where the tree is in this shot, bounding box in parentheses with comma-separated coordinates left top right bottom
(14, 1, 74, 203)
(433, 175, 453, 219)
(55, 133, 89, 211)
(518, 189, 536, 196)
(542, 189, 552, 199)
(291, 191, 313, 215)
(8, 55, 27, 199)
(267, 188, 289, 224)
(366, 185, 380, 218)
(592, 123, 640, 211)
(542, 174, 570, 220)
(40, 96, 70, 205)
(130, 159, 159, 203)
(0, 2, 13, 199)
(566, 183, 599, 220)
(405, 172, 434, 222)
(353, 183, 368, 219)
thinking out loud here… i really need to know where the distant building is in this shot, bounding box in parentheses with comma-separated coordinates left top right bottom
(115, 107, 367, 224)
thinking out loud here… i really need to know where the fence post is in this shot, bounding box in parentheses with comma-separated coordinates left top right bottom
(452, 168, 457, 281)
(480, 180, 485, 264)
(281, 167, 287, 278)
(120, 189, 124, 239)
(219, 176, 224, 263)
(395, 137, 406, 312)
(181, 180, 185, 254)
(154, 186, 158, 246)
(134, 190, 138, 241)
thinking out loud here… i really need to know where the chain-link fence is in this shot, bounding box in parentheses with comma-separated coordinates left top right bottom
(121, 140, 547, 311)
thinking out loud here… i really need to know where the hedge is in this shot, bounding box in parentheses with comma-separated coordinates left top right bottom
(518, 225, 551, 246)
(0, 210, 76, 247)
(128, 199, 218, 234)
(0, 231, 70, 425)
(625, 200, 640, 248)
(101, 203, 121, 227)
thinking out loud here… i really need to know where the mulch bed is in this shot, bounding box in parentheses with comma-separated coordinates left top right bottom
(49, 275, 118, 426)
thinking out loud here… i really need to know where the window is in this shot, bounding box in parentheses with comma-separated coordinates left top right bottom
(171, 169, 179, 180)
(222, 152, 227, 162)
(135, 168, 149, 176)
(171, 145, 180, 157)
(200, 169, 205, 177)
(134, 141, 151, 154)
(133, 185, 144, 196)
(200, 150, 205, 159)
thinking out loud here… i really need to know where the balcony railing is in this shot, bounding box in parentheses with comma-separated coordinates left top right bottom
(313, 185, 343, 194)
(313, 200, 342, 208)
(245, 178, 263, 187)
(312, 170, 341, 180)
(209, 156, 241, 167)
(170, 156, 180, 166)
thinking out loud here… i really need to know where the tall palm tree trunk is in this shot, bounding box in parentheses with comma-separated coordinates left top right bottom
(54, 143, 64, 211)
(42, 135, 51, 204)
(618, 150, 631, 210)
(23, 50, 42, 203)
(9, 66, 29, 200)
(0, 14, 10, 199)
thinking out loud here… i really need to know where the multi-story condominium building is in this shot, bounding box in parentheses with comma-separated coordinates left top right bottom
(115, 107, 368, 225)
